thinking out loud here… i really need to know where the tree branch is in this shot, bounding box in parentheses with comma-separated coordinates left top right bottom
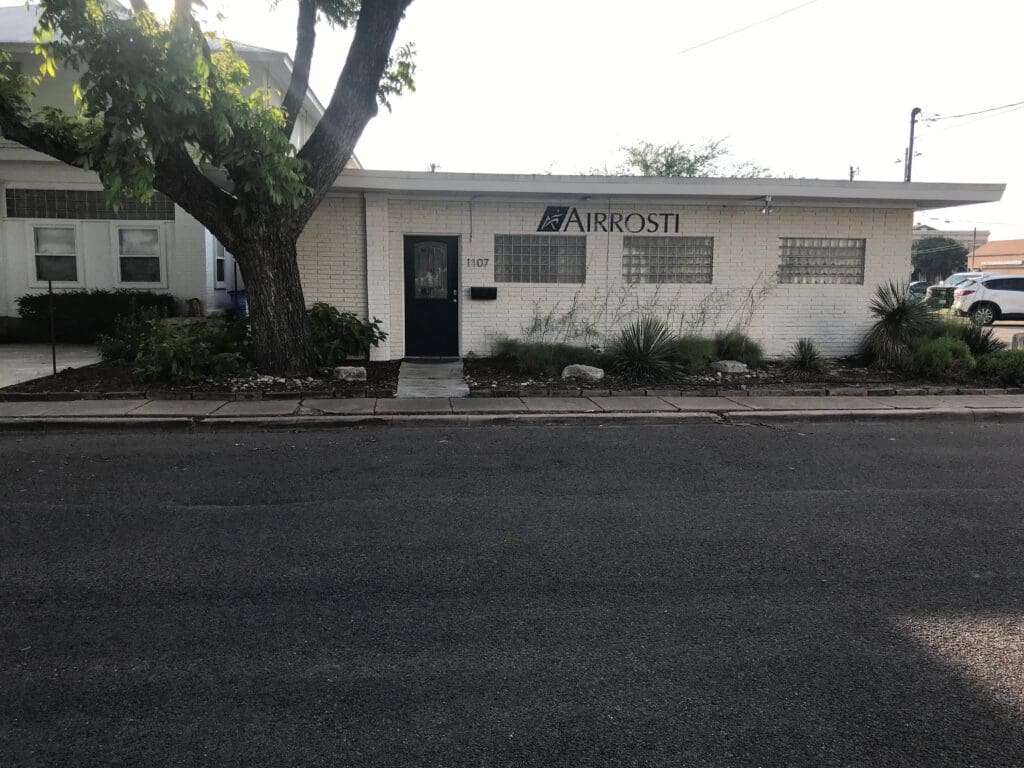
(293, 0, 411, 227)
(0, 112, 87, 170)
(153, 147, 239, 248)
(128, 0, 151, 12)
(282, 0, 317, 139)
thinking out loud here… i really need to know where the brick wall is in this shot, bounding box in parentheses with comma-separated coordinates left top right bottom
(300, 193, 913, 359)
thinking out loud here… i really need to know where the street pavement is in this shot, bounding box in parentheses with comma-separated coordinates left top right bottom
(3, 423, 1024, 766)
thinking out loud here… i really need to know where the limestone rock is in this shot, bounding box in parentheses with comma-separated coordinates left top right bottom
(333, 365, 367, 382)
(561, 364, 605, 382)
(1012, 333, 1024, 351)
(711, 360, 748, 374)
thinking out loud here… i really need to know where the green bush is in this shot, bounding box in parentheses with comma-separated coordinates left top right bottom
(911, 337, 975, 379)
(97, 309, 163, 362)
(785, 338, 829, 374)
(675, 335, 715, 374)
(132, 321, 252, 383)
(713, 330, 763, 367)
(863, 281, 935, 368)
(610, 316, 680, 384)
(308, 302, 387, 365)
(977, 350, 1024, 387)
(16, 289, 178, 342)
(925, 317, 1006, 357)
(494, 338, 605, 377)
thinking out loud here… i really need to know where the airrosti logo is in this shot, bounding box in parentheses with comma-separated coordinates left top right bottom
(536, 206, 681, 234)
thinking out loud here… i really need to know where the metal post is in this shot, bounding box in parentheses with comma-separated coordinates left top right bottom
(904, 107, 922, 182)
(48, 279, 56, 376)
(971, 227, 977, 270)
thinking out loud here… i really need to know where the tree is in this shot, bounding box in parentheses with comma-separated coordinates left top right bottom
(0, 0, 416, 374)
(608, 139, 770, 178)
(912, 237, 968, 283)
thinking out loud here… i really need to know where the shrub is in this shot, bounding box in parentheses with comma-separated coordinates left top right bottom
(132, 321, 252, 383)
(494, 338, 605, 377)
(785, 338, 829, 374)
(16, 289, 178, 342)
(713, 330, 763, 367)
(675, 335, 715, 374)
(97, 309, 163, 362)
(609, 316, 681, 384)
(911, 337, 975, 379)
(925, 317, 1006, 358)
(308, 302, 387, 365)
(977, 350, 1024, 387)
(863, 281, 935, 369)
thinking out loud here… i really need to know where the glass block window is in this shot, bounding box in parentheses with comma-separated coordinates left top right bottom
(778, 238, 866, 284)
(34, 226, 78, 282)
(118, 227, 162, 283)
(622, 236, 714, 284)
(494, 235, 586, 283)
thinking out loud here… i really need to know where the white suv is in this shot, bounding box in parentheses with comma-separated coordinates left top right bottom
(952, 275, 1024, 325)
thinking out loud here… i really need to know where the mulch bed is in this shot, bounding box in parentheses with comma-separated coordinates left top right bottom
(0, 360, 401, 400)
(462, 357, 985, 397)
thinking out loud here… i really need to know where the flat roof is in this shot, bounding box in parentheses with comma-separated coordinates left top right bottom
(331, 170, 1005, 211)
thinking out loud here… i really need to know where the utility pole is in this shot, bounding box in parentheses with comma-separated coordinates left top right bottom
(970, 227, 977, 270)
(904, 107, 922, 182)
(849, 165, 859, 181)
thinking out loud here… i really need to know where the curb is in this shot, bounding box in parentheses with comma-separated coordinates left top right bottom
(2, 408, 1024, 431)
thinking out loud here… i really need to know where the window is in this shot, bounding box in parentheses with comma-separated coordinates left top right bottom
(118, 227, 162, 283)
(622, 236, 713, 284)
(778, 237, 865, 285)
(413, 241, 449, 299)
(214, 241, 228, 289)
(494, 234, 586, 283)
(33, 226, 78, 282)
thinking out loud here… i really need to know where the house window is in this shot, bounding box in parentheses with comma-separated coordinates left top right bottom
(494, 234, 586, 283)
(33, 226, 78, 282)
(778, 237, 866, 284)
(214, 241, 228, 289)
(118, 227, 162, 283)
(622, 236, 714, 284)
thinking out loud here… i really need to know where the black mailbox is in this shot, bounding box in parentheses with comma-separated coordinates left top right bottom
(470, 286, 497, 300)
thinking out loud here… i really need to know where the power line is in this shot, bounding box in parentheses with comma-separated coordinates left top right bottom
(676, 0, 825, 57)
(926, 99, 1024, 122)
(918, 104, 1024, 138)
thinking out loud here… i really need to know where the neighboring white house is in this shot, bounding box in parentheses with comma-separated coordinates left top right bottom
(0, 2, 357, 334)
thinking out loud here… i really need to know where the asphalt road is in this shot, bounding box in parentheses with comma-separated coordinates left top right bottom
(3, 422, 1024, 767)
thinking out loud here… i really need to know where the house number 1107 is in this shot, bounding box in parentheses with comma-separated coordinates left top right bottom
(466, 258, 489, 268)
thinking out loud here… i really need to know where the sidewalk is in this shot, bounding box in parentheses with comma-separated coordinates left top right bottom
(2, 393, 1024, 428)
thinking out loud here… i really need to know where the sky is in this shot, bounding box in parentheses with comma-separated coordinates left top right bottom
(7, 0, 1023, 238)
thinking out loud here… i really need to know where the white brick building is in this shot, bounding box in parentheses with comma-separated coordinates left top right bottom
(298, 171, 1004, 359)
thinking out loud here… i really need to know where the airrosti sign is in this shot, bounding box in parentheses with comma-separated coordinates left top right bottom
(537, 206, 681, 234)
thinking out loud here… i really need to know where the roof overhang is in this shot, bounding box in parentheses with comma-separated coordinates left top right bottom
(330, 170, 1005, 211)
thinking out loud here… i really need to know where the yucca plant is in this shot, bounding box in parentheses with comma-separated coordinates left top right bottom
(610, 316, 680, 384)
(863, 281, 936, 369)
(785, 338, 829, 375)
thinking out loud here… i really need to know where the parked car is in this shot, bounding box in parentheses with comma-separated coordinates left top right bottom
(909, 280, 930, 295)
(952, 275, 1024, 325)
(926, 272, 1001, 308)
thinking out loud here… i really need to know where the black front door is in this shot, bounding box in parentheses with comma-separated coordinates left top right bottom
(404, 235, 459, 356)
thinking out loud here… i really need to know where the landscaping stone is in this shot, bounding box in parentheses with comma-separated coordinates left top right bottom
(711, 360, 748, 374)
(333, 365, 367, 382)
(1013, 333, 1024, 350)
(561, 364, 605, 382)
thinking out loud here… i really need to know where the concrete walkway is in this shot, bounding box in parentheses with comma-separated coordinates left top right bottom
(395, 359, 470, 398)
(2, 393, 1024, 427)
(0, 344, 99, 387)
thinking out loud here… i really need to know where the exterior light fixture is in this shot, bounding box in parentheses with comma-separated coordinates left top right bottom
(760, 195, 774, 215)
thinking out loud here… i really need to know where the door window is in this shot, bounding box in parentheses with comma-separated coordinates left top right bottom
(414, 241, 448, 299)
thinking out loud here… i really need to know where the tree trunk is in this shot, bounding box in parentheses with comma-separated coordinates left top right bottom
(232, 231, 316, 376)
